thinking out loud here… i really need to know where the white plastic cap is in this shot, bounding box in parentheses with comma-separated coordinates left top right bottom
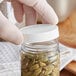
(21, 24, 59, 44)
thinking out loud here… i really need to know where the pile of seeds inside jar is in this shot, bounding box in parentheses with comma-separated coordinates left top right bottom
(21, 51, 59, 76)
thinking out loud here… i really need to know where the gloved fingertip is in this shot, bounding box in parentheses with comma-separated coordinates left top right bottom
(13, 33, 24, 45)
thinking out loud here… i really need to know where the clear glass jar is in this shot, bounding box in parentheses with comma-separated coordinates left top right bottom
(21, 24, 60, 76)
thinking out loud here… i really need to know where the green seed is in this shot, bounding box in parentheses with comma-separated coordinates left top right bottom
(44, 65, 54, 71)
(30, 64, 39, 71)
(39, 62, 46, 67)
(32, 68, 42, 76)
(43, 65, 54, 75)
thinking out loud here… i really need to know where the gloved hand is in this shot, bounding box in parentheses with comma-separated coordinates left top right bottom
(0, 0, 3, 3)
(9, 0, 58, 25)
(0, 11, 23, 44)
(0, 0, 58, 45)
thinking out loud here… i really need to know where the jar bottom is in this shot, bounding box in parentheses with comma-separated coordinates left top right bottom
(21, 52, 60, 76)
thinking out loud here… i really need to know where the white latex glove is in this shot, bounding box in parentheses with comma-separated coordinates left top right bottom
(0, 0, 3, 3)
(10, 0, 58, 25)
(0, 11, 23, 44)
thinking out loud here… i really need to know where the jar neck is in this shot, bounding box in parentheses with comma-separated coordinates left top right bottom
(22, 39, 59, 53)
